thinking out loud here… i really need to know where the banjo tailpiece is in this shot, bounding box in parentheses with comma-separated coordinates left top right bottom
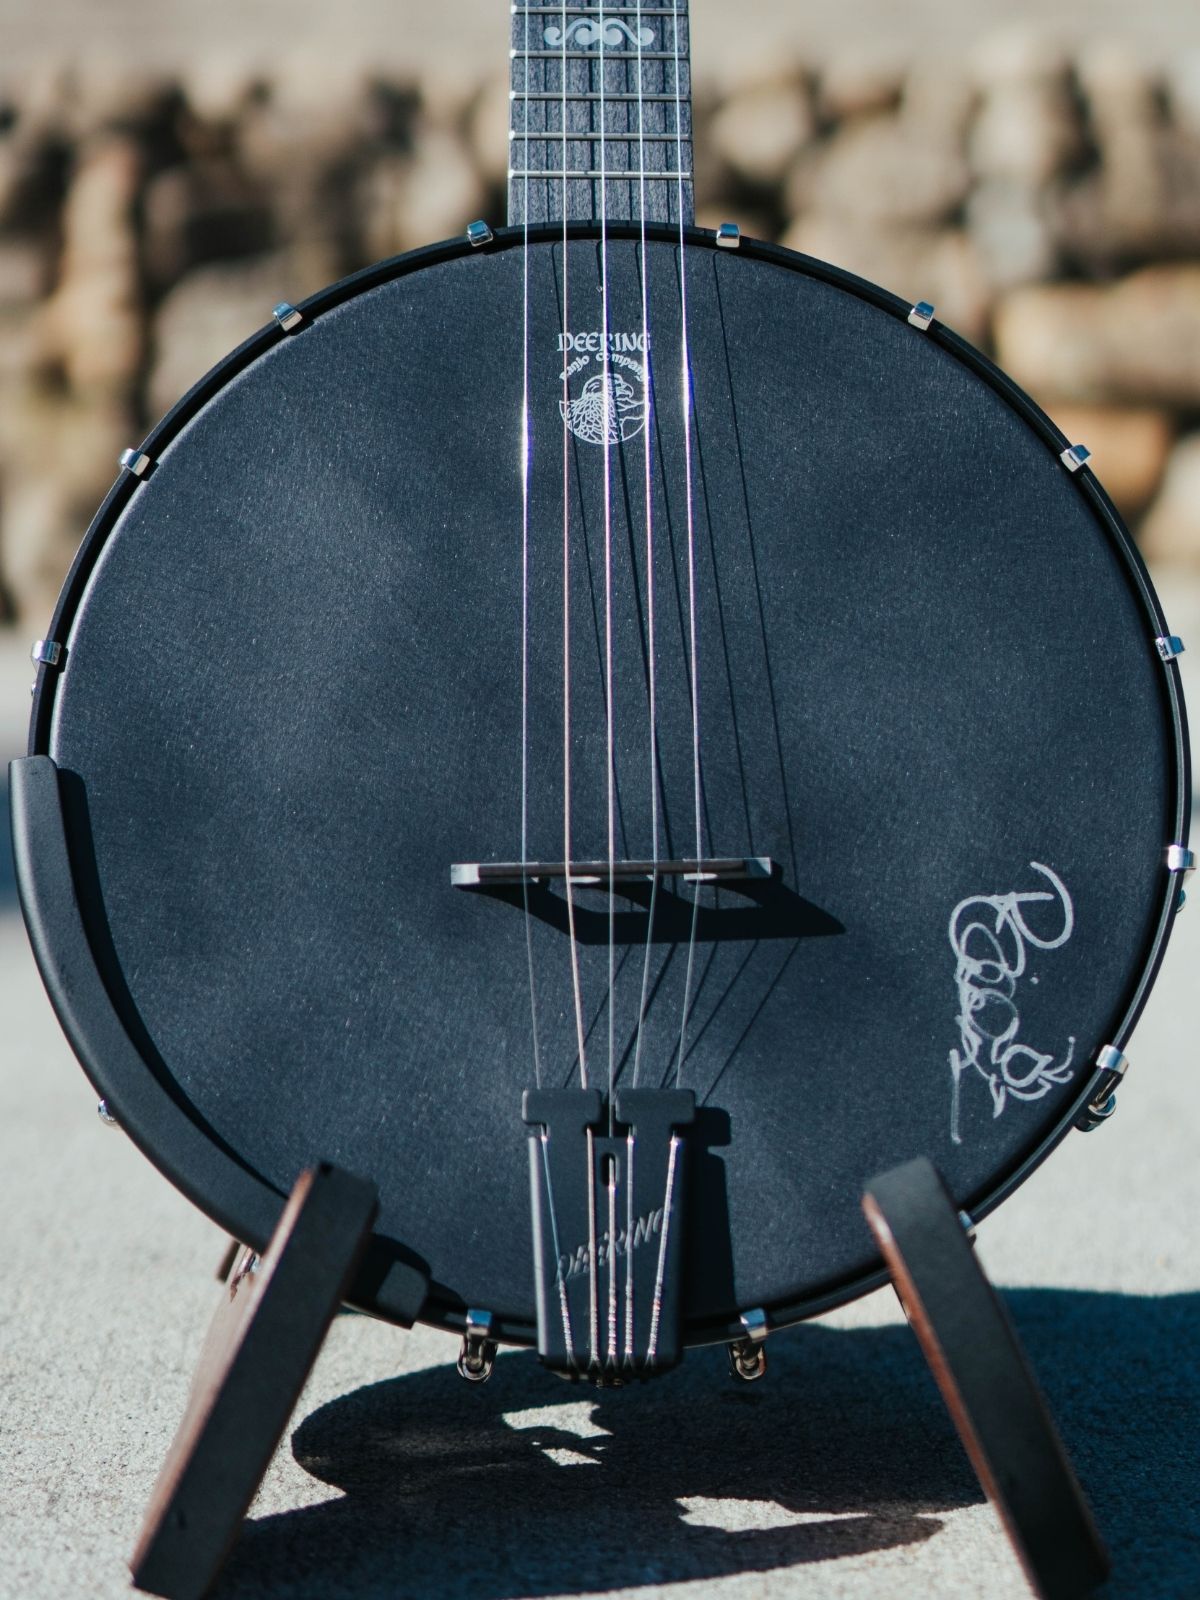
(523, 1088, 696, 1378)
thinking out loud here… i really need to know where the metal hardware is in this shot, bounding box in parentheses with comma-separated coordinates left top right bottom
(1165, 844, 1194, 916)
(959, 1210, 977, 1243)
(453, 856, 775, 890)
(511, 131, 686, 143)
(728, 1308, 769, 1382)
(715, 222, 741, 250)
(1082, 1092, 1118, 1128)
(1165, 844, 1195, 875)
(514, 5, 685, 12)
(525, 1089, 695, 1376)
(97, 1100, 119, 1129)
(509, 168, 692, 181)
(908, 300, 935, 331)
(1077, 1044, 1130, 1132)
(1060, 444, 1091, 473)
(1156, 635, 1186, 662)
(466, 220, 494, 248)
(511, 92, 686, 103)
(228, 1250, 261, 1297)
(30, 639, 63, 668)
(741, 1307, 768, 1341)
(272, 302, 303, 333)
(1095, 1043, 1129, 1080)
(457, 1309, 498, 1383)
(513, 49, 678, 61)
(119, 448, 153, 478)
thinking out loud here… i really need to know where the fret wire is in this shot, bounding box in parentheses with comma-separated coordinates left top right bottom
(511, 70, 689, 86)
(514, 6, 682, 13)
(512, 91, 683, 102)
(510, 169, 693, 179)
(511, 132, 685, 142)
(513, 50, 681, 60)
(511, 82, 688, 98)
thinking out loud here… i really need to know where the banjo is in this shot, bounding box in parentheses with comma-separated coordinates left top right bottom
(14, 1, 1190, 1385)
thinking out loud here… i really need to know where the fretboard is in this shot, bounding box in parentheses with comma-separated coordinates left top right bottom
(508, 3, 694, 227)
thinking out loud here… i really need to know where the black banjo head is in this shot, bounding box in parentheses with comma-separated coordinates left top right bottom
(27, 226, 1188, 1343)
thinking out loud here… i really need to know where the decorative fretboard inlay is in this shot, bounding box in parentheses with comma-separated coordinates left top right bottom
(543, 18, 657, 48)
(509, 3, 694, 226)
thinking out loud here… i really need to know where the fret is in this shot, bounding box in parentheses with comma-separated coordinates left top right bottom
(511, 169, 693, 179)
(508, 0, 693, 225)
(514, 7, 683, 13)
(512, 92, 684, 102)
(511, 132, 686, 142)
(513, 50, 679, 61)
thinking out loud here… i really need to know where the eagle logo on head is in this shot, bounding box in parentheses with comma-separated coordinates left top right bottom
(561, 371, 645, 446)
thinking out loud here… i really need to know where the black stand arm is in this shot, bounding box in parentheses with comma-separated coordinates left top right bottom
(131, 1164, 378, 1600)
(863, 1157, 1109, 1600)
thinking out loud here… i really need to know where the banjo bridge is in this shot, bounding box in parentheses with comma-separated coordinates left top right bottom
(523, 1087, 696, 1380)
(452, 857, 777, 890)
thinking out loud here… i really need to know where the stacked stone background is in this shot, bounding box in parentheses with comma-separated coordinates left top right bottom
(3, 33, 1200, 627)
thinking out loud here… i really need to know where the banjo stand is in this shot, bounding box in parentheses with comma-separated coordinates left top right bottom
(130, 1150, 1107, 1600)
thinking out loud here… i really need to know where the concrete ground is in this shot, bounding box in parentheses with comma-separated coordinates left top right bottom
(0, 572, 1197, 1600)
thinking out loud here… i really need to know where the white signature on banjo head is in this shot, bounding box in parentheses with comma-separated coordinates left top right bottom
(948, 861, 1077, 1144)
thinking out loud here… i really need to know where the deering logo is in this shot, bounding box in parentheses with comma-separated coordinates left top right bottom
(557, 330, 649, 446)
(554, 1205, 665, 1286)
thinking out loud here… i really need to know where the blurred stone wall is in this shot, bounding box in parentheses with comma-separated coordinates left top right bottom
(3, 35, 1200, 627)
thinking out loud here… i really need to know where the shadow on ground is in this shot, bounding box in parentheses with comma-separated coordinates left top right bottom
(219, 1288, 1199, 1600)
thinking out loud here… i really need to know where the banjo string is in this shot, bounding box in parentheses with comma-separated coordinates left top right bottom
(560, 0, 589, 1090)
(596, 0, 617, 1360)
(626, 0, 656, 1361)
(551, 0, 591, 1372)
(598, 0, 618, 1139)
(513, 7, 575, 1365)
(631, 0, 660, 1096)
(673, 0, 703, 1089)
(519, 0, 543, 1090)
(561, 4, 601, 1368)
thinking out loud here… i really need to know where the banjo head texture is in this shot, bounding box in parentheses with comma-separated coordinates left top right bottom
(32, 227, 1187, 1342)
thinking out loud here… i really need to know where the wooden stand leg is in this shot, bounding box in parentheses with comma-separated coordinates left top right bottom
(863, 1157, 1109, 1600)
(131, 1164, 379, 1600)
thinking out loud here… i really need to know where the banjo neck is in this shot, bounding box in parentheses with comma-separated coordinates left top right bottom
(508, 2, 695, 226)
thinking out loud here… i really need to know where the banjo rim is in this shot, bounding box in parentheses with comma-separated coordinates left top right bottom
(20, 222, 1191, 1346)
